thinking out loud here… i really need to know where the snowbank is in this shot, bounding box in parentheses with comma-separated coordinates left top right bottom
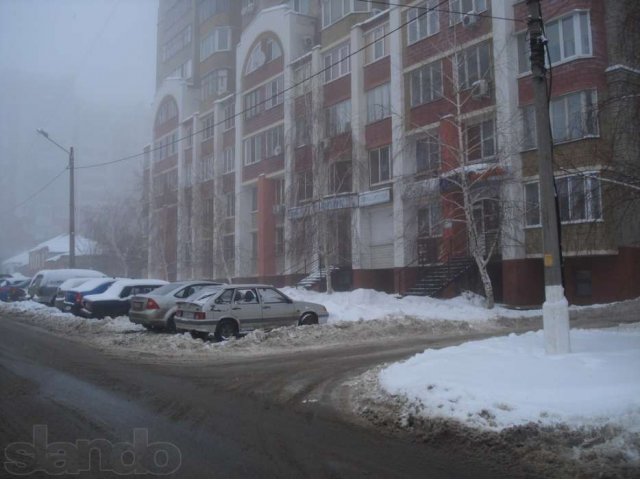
(379, 325, 640, 432)
(281, 288, 540, 323)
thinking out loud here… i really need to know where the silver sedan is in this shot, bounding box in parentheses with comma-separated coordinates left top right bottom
(129, 281, 222, 332)
(174, 284, 329, 341)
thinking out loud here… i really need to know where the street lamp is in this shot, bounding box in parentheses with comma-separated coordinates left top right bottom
(36, 129, 75, 269)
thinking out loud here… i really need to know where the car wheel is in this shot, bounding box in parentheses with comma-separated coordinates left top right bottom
(166, 315, 177, 333)
(190, 330, 209, 341)
(214, 319, 238, 342)
(299, 312, 318, 326)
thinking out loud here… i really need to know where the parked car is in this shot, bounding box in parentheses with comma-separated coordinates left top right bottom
(80, 279, 168, 318)
(0, 278, 31, 302)
(53, 277, 103, 311)
(28, 269, 107, 306)
(63, 277, 122, 315)
(174, 284, 328, 341)
(129, 281, 222, 332)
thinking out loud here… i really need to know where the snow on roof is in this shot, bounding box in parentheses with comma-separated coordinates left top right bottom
(1, 234, 100, 268)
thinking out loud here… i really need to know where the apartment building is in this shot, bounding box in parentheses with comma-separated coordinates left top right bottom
(145, 0, 640, 305)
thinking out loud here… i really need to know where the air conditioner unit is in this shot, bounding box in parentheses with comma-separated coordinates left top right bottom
(273, 145, 283, 155)
(319, 138, 329, 150)
(303, 36, 314, 51)
(462, 10, 478, 27)
(471, 78, 490, 98)
(371, 8, 383, 15)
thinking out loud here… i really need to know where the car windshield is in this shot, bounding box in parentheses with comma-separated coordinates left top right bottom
(148, 282, 188, 296)
(187, 286, 223, 302)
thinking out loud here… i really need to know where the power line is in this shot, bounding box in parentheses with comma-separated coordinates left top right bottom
(76, 0, 449, 170)
(360, 0, 524, 23)
(75, 0, 523, 172)
(13, 167, 68, 210)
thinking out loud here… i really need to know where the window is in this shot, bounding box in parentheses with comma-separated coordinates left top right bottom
(521, 105, 537, 150)
(297, 170, 313, 201)
(275, 228, 285, 256)
(244, 88, 262, 119)
(524, 182, 540, 226)
(259, 287, 288, 303)
(449, 0, 487, 25)
(410, 60, 443, 107)
(557, 174, 602, 223)
(183, 161, 192, 187)
(156, 99, 178, 124)
(225, 192, 235, 218)
(291, 0, 311, 14)
(329, 161, 351, 194)
(466, 117, 496, 162)
(201, 155, 215, 180)
(223, 99, 235, 130)
(517, 12, 591, 74)
(201, 69, 228, 100)
(293, 62, 312, 96)
(418, 203, 442, 237)
(169, 59, 192, 80)
(323, 42, 350, 83)
(153, 131, 179, 162)
(184, 125, 193, 148)
(575, 270, 592, 297)
(550, 90, 598, 143)
(223, 147, 234, 173)
(200, 27, 231, 60)
(407, 0, 439, 44)
(365, 24, 389, 63)
(243, 134, 262, 165)
(246, 38, 282, 74)
(295, 114, 311, 146)
(265, 75, 284, 109)
(366, 83, 391, 123)
(199, 0, 229, 24)
(202, 114, 215, 139)
(223, 235, 235, 261)
(265, 124, 284, 157)
(416, 134, 440, 173)
(325, 99, 351, 136)
(162, 25, 192, 62)
(457, 41, 492, 90)
(274, 178, 285, 205)
(322, 0, 350, 28)
(522, 91, 597, 147)
(369, 145, 391, 186)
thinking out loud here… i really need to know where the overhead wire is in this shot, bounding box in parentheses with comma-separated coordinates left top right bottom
(12, 167, 68, 211)
(76, 0, 524, 171)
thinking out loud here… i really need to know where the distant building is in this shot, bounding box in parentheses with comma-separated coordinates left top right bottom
(144, 0, 640, 305)
(1, 234, 108, 276)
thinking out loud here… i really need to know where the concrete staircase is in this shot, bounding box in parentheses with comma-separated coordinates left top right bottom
(403, 257, 476, 297)
(296, 266, 340, 290)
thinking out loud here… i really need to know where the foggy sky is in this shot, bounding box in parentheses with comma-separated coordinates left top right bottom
(0, 0, 158, 261)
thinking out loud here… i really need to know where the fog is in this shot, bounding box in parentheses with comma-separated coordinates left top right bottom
(0, 0, 158, 261)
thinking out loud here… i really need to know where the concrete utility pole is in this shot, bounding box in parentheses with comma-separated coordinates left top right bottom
(36, 129, 76, 269)
(526, 0, 570, 354)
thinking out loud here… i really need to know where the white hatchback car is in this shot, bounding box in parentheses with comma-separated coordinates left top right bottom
(174, 284, 328, 341)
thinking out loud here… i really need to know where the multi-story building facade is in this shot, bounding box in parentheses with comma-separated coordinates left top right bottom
(145, 0, 640, 306)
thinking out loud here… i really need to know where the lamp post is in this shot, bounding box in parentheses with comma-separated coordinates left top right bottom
(36, 129, 75, 269)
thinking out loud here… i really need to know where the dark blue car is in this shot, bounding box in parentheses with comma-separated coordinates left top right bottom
(63, 278, 120, 315)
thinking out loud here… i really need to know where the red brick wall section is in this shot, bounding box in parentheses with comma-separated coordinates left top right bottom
(242, 154, 284, 182)
(502, 258, 545, 306)
(257, 175, 276, 276)
(244, 104, 284, 136)
(363, 56, 390, 90)
(323, 76, 351, 107)
(365, 118, 392, 149)
(352, 269, 395, 294)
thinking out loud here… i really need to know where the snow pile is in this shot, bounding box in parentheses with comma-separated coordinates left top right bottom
(379, 325, 640, 433)
(281, 288, 540, 323)
(0, 300, 145, 335)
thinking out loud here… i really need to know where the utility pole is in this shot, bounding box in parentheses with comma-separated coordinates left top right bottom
(36, 129, 76, 269)
(69, 146, 76, 268)
(526, 0, 570, 354)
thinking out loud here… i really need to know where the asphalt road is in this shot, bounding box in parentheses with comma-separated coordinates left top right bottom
(0, 312, 524, 478)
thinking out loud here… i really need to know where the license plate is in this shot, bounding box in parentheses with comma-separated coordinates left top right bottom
(183, 311, 194, 319)
(132, 301, 143, 310)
